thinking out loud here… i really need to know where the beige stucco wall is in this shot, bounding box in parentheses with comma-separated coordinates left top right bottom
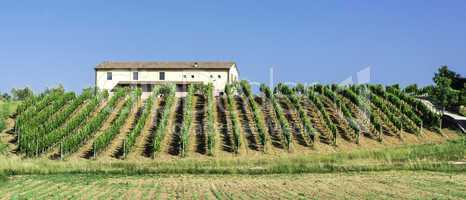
(229, 64, 239, 83)
(96, 68, 239, 96)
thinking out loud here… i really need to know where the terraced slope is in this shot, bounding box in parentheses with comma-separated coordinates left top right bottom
(8, 83, 451, 159)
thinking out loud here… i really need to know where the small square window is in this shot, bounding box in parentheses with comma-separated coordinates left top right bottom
(218, 75, 221, 79)
(191, 75, 195, 78)
(159, 72, 165, 80)
(133, 72, 139, 80)
(107, 72, 112, 80)
(210, 75, 213, 78)
(184, 75, 187, 78)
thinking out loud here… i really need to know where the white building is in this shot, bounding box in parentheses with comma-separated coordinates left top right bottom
(95, 61, 239, 96)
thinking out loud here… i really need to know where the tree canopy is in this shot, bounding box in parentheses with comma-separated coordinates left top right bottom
(11, 87, 33, 101)
(431, 66, 465, 110)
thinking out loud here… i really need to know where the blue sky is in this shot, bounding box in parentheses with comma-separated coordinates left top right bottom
(1, 0, 465, 93)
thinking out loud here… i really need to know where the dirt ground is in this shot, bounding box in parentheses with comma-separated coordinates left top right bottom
(1, 171, 465, 200)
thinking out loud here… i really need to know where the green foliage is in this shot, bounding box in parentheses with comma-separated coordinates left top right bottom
(60, 88, 126, 156)
(286, 86, 318, 145)
(180, 85, 195, 157)
(37, 90, 92, 136)
(0, 142, 6, 155)
(349, 85, 385, 140)
(18, 90, 94, 156)
(12, 82, 446, 159)
(16, 89, 71, 155)
(275, 83, 293, 96)
(387, 87, 441, 129)
(0, 93, 11, 101)
(338, 85, 383, 140)
(369, 85, 421, 134)
(240, 80, 268, 151)
(368, 88, 403, 132)
(261, 84, 292, 151)
(434, 66, 462, 90)
(11, 87, 33, 101)
(92, 89, 141, 157)
(225, 84, 242, 153)
(460, 106, 466, 117)
(205, 83, 216, 156)
(34, 92, 103, 156)
(433, 76, 457, 111)
(0, 120, 4, 133)
(260, 84, 273, 99)
(16, 94, 42, 115)
(420, 85, 435, 95)
(403, 84, 418, 95)
(307, 87, 337, 145)
(317, 85, 360, 143)
(387, 84, 400, 91)
(294, 83, 306, 95)
(16, 90, 65, 131)
(0, 103, 8, 132)
(428, 66, 465, 110)
(153, 84, 176, 156)
(123, 87, 159, 157)
(20, 92, 75, 131)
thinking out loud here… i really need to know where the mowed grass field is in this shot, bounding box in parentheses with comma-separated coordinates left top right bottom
(1, 171, 465, 200)
(0, 135, 465, 199)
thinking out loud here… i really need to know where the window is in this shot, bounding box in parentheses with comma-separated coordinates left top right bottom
(191, 75, 195, 78)
(159, 72, 165, 80)
(107, 72, 112, 80)
(218, 75, 221, 79)
(133, 72, 139, 80)
(210, 75, 213, 78)
(183, 75, 187, 78)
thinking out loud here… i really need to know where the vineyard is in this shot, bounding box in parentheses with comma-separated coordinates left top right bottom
(6, 82, 446, 160)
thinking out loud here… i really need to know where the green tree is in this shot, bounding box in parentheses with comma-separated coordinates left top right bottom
(434, 66, 460, 84)
(432, 66, 464, 109)
(387, 84, 400, 92)
(11, 87, 33, 101)
(421, 85, 435, 95)
(433, 77, 456, 114)
(294, 83, 305, 95)
(403, 84, 418, 95)
(0, 93, 11, 101)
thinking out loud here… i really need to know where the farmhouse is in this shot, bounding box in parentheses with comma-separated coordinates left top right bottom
(95, 61, 239, 96)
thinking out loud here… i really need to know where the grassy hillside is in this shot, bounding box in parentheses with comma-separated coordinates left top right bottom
(0, 83, 464, 199)
(3, 83, 452, 161)
(0, 136, 464, 175)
